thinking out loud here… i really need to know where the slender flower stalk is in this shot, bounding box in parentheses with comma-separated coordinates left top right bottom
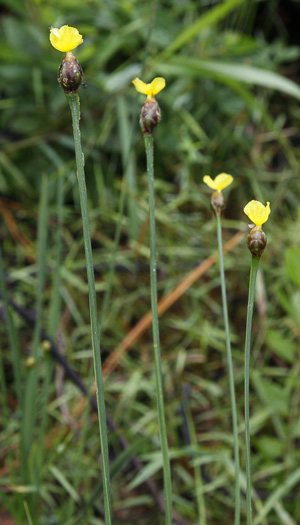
(243, 200, 270, 525)
(133, 77, 172, 524)
(244, 255, 259, 525)
(204, 173, 240, 525)
(144, 134, 172, 524)
(50, 27, 112, 524)
(216, 213, 240, 525)
(68, 94, 111, 524)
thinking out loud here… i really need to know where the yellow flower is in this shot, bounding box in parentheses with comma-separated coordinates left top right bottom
(50, 25, 83, 53)
(132, 77, 166, 98)
(203, 173, 233, 191)
(244, 200, 270, 227)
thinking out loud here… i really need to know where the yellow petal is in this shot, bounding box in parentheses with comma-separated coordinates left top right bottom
(148, 77, 166, 96)
(244, 200, 270, 227)
(203, 173, 233, 191)
(132, 77, 166, 97)
(203, 175, 218, 190)
(132, 78, 149, 95)
(50, 25, 83, 53)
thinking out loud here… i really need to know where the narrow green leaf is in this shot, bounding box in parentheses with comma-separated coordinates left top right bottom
(49, 466, 80, 503)
(285, 246, 300, 287)
(23, 501, 34, 525)
(253, 468, 300, 525)
(159, 0, 245, 59)
(127, 460, 162, 491)
(266, 329, 297, 363)
(155, 57, 300, 100)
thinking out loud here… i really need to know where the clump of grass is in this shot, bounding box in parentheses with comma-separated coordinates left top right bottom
(1, 2, 300, 524)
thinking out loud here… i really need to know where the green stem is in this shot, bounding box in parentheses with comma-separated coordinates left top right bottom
(144, 134, 172, 524)
(21, 174, 48, 478)
(99, 167, 126, 332)
(39, 153, 65, 456)
(244, 255, 260, 525)
(182, 387, 206, 525)
(216, 213, 240, 525)
(0, 244, 22, 410)
(67, 93, 112, 525)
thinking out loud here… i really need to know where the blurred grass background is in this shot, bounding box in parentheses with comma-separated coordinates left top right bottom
(1, 0, 300, 524)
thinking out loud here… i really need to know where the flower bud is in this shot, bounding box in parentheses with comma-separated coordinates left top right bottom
(211, 190, 226, 215)
(58, 52, 83, 94)
(139, 97, 161, 135)
(247, 226, 267, 257)
(42, 340, 52, 353)
(25, 356, 36, 369)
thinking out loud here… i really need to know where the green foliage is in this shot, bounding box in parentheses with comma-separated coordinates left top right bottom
(285, 246, 300, 287)
(1, 0, 300, 524)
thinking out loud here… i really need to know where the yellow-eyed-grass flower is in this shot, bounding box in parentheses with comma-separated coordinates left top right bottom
(50, 26, 112, 523)
(50, 25, 83, 52)
(50, 25, 83, 94)
(203, 171, 240, 525)
(244, 200, 270, 257)
(243, 199, 270, 525)
(203, 173, 233, 215)
(132, 77, 166, 135)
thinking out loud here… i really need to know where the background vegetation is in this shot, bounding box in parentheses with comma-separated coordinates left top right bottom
(1, 0, 300, 523)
